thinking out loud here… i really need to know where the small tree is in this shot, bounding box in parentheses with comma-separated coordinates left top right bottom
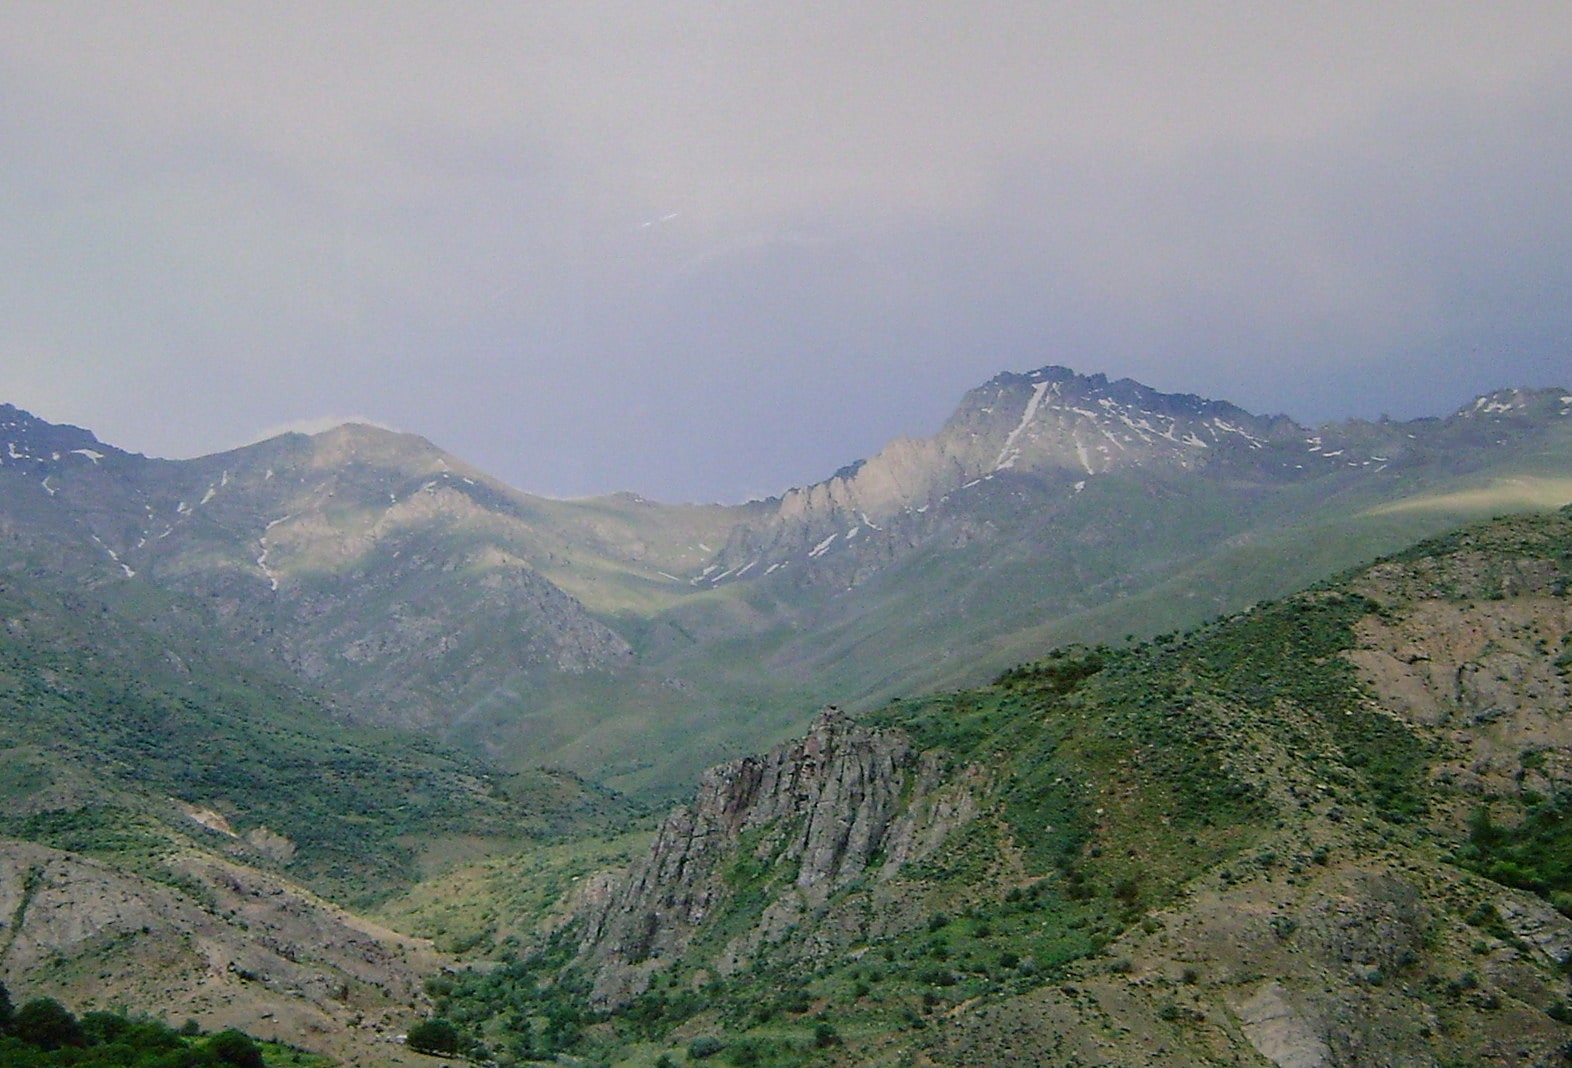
(206, 1028, 267, 1067)
(407, 1017, 462, 1056)
(13, 997, 87, 1051)
(688, 1035, 724, 1059)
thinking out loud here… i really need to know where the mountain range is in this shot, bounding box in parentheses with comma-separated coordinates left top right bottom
(2, 368, 1568, 795)
(3, 365, 1572, 1064)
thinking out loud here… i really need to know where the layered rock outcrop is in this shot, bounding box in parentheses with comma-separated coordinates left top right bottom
(577, 710, 982, 1006)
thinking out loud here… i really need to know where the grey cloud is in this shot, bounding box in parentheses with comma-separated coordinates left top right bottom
(0, 5, 1568, 500)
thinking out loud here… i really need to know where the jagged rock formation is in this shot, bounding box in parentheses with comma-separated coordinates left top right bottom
(577, 710, 983, 1006)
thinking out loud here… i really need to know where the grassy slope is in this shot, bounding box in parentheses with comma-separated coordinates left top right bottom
(417, 507, 1572, 1066)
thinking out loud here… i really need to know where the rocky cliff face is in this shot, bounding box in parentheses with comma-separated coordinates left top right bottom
(576, 710, 984, 1006)
(1349, 533, 1572, 801)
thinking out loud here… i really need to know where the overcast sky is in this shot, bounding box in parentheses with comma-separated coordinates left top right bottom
(3, 4, 1570, 502)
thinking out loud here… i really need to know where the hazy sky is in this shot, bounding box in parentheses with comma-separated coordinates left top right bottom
(3, 4, 1570, 501)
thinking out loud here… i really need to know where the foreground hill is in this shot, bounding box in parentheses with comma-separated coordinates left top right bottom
(0, 839, 445, 1064)
(3, 369, 1569, 797)
(417, 507, 1572, 1066)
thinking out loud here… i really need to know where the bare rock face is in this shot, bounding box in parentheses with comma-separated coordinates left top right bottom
(577, 710, 974, 1007)
(1232, 982, 1332, 1068)
(1349, 541, 1572, 799)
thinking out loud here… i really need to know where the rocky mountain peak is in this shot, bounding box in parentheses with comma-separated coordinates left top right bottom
(949, 365, 1289, 476)
(1454, 386, 1572, 421)
(0, 403, 123, 473)
(707, 365, 1295, 584)
(301, 421, 459, 476)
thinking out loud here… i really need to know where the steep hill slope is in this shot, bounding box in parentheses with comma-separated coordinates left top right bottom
(0, 452, 652, 1062)
(423, 507, 1572, 1067)
(0, 838, 447, 1065)
(0, 552, 635, 1062)
(0, 559, 629, 905)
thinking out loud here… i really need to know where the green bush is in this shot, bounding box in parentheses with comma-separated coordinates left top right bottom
(689, 1034, 724, 1059)
(206, 1029, 266, 1067)
(406, 1017, 462, 1056)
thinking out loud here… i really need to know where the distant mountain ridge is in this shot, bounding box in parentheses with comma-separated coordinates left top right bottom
(2, 366, 1569, 794)
(708, 369, 1572, 587)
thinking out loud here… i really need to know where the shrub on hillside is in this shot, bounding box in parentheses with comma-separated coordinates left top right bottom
(407, 1017, 462, 1056)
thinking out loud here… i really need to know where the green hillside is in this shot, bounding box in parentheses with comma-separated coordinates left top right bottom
(0, 566, 632, 906)
(410, 506, 1572, 1066)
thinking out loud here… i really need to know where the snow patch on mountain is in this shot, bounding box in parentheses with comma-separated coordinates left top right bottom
(91, 534, 136, 578)
(256, 515, 292, 591)
(994, 379, 1052, 471)
(808, 533, 839, 558)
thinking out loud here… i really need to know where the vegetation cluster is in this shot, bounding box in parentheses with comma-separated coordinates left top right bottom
(0, 982, 314, 1067)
